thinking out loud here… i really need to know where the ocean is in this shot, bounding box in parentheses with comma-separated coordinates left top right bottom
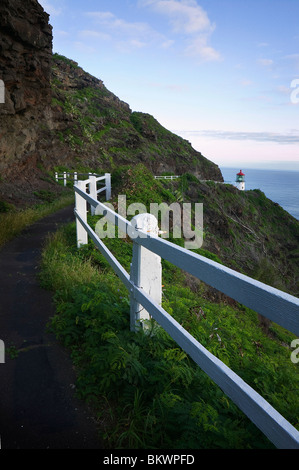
(220, 167, 299, 221)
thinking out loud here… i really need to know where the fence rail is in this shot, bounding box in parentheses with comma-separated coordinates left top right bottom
(73, 175, 299, 449)
(55, 171, 111, 202)
(55, 171, 110, 192)
(154, 175, 180, 180)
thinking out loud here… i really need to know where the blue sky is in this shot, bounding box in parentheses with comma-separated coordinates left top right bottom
(39, 0, 299, 170)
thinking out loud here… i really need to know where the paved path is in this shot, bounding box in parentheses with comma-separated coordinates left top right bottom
(0, 205, 102, 449)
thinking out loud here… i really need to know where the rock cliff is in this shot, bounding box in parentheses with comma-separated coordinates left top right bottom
(0, 0, 52, 179)
(0, 0, 222, 207)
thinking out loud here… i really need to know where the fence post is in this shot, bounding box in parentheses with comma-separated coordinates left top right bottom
(75, 180, 88, 248)
(63, 171, 67, 187)
(55, 172, 58, 182)
(89, 175, 97, 216)
(0, 80, 5, 104)
(0, 340, 4, 364)
(105, 173, 111, 201)
(130, 214, 162, 332)
(74, 172, 78, 185)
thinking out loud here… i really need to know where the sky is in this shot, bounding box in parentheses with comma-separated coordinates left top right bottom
(39, 0, 299, 171)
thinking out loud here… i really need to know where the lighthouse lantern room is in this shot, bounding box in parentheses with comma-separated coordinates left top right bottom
(236, 170, 245, 191)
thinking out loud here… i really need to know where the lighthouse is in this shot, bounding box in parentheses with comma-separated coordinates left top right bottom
(236, 170, 245, 191)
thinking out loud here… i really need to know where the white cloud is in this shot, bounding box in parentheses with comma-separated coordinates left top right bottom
(161, 39, 175, 49)
(140, 0, 221, 62)
(276, 84, 292, 95)
(258, 58, 274, 67)
(148, 81, 189, 92)
(176, 129, 299, 144)
(85, 10, 171, 52)
(284, 53, 299, 60)
(184, 36, 221, 62)
(284, 54, 299, 69)
(87, 12, 115, 21)
(73, 41, 97, 54)
(39, 0, 62, 17)
(116, 39, 148, 53)
(86, 11, 152, 37)
(56, 30, 69, 37)
(79, 30, 111, 41)
(142, 0, 214, 34)
(241, 79, 253, 87)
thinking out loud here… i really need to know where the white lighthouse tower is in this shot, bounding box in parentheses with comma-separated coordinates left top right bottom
(236, 170, 245, 191)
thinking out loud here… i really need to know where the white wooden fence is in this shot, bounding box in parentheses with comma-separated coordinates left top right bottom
(55, 171, 110, 195)
(154, 175, 180, 180)
(73, 175, 299, 449)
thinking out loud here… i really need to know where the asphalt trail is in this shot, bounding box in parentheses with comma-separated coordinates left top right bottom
(0, 205, 102, 449)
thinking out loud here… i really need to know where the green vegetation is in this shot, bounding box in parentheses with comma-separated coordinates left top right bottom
(39, 164, 299, 449)
(49, 53, 221, 179)
(0, 192, 74, 249)
(52, 53, 79, 69)
(0, 199, 14, 214)
(33, 190, 57, 203)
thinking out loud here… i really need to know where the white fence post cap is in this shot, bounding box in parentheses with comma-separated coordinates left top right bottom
(131, 213, 159, 236)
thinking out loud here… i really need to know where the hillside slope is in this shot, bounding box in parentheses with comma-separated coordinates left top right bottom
(112, 165, 299, 299)
(0, 0, 297, 298)
(49, 54, 221, 181)
(0, 0, 222, 208)
(39, 164, 299, 449)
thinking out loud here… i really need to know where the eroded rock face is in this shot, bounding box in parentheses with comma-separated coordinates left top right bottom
(0, 0, 52, 178)
(0, 0, 223, 205)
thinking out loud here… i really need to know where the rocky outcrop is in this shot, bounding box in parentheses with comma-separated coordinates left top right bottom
(0, 0, 222, 207)
(47, 55, 223, 181)
(0, 0, 52, 181)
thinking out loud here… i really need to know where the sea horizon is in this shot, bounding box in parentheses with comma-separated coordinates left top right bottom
(220, 167, 299, 220)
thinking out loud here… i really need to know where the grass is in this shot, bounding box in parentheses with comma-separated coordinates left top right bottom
(39, 217, 299, 449)
(0, 192, 74, 249)
(35, 164, 299, 449)
(40, 227, 100, 298)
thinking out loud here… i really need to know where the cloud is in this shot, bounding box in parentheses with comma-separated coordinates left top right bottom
(284, 53, 299, 61)
(140, 0, 221, 62)
(118, 39, 148, 52)
(258, 58, 274, 67)
(284, 54, 299, 69)
(39, 0, 62, 16)
(276, 85, 292, 95)
(85, 10, 171, 52)
(86, 11, 150, 36)
(184, 35, 221, 62)
(161, 39, 175, 48)
(142, 0, 214, 34)
(73, 41, 97, 54)
(176, 129, 299, 144)
(148, 81, 189, 92)
(79, 30, 111, 41)
(56, 30, 69, 37)
(241, 79, 253, 87)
